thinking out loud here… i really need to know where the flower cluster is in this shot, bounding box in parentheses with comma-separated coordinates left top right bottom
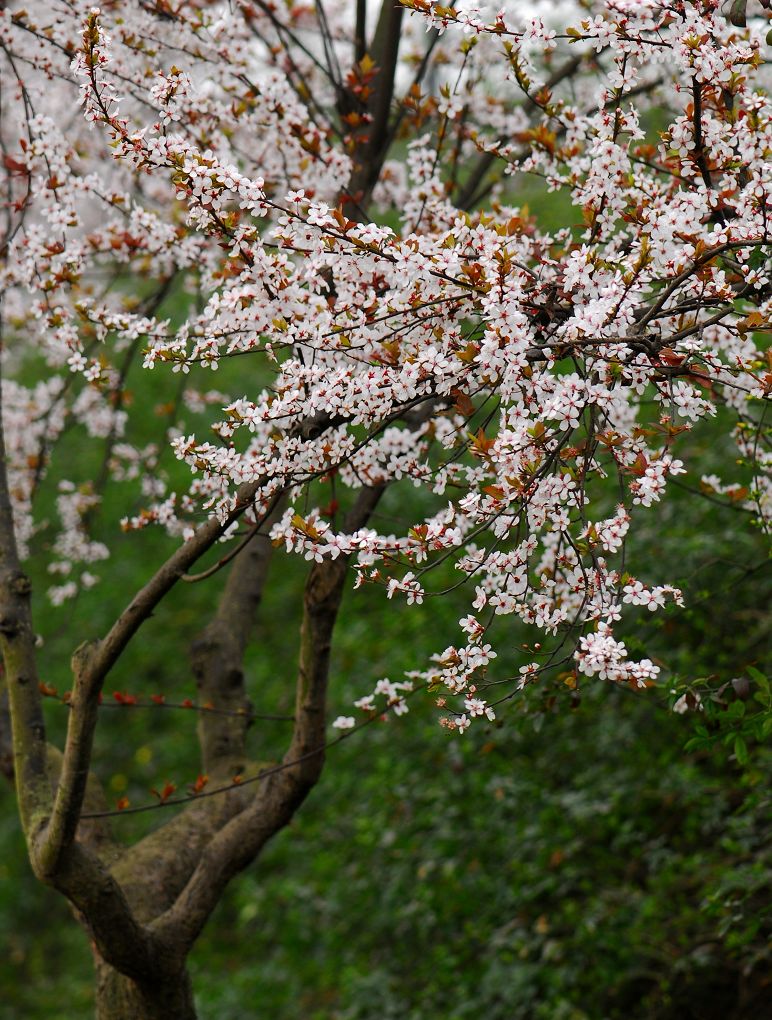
(1, 0, 769, 732)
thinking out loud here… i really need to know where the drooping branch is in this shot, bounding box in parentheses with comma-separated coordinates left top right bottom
(86, 408, 359, 692)
(88, 391, 441, 697)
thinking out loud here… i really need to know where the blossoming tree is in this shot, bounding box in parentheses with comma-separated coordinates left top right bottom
(0, 0, 770, 1015)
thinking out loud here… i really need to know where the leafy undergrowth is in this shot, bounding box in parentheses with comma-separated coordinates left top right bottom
(188, 684, 770, 1020)
(1, 417, 770, 1019)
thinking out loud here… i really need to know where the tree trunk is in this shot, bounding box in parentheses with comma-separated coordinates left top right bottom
(94, 956, 196, 1020)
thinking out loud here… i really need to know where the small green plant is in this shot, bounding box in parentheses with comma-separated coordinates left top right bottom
(674, 667, 771, 767)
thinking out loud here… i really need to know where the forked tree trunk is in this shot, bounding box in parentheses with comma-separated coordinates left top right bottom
(94, 956, 196, 1020)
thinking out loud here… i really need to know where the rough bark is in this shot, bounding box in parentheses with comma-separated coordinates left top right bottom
(94, 955, 196, 1020)
(111, 789, 253, 924)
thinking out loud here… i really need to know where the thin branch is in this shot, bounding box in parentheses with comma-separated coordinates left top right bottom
(355, 0, 367, 63)
(82, 477, 266, 688)
(456, 53, 584, 210)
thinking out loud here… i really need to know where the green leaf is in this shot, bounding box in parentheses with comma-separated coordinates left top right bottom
(728, 0, 746, 28)
(727, 699, 745, 719)
(746, 665, 768, 691)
